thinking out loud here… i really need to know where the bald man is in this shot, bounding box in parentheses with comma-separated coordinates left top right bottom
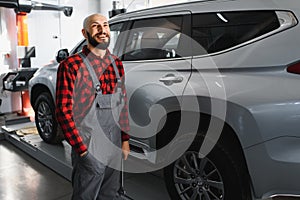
(56, 14, 130, 199)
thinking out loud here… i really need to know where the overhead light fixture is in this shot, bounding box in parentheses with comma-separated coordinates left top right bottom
(0, 0, 18, 8)
(17, 0, 73, 17)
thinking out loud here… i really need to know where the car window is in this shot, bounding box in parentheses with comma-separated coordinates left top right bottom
(109, 22, 124, 54)
(192, 11, 280, 55)
(123, 16, 185, 61)
(71, 40, 87, 55)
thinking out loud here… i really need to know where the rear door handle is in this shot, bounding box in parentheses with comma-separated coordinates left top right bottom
(159, 74, 183, 85)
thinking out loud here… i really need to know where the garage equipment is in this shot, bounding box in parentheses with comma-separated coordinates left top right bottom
(0, 0, 73, 17)
(1, 122, 72, 180)
(2, 68, 37, 92)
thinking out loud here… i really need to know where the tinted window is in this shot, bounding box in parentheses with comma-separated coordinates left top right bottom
(109, 23, 124, 54)
(192, 11, 280, 55)
(123, 16, 184, 61)
(72, 40, 87, 55)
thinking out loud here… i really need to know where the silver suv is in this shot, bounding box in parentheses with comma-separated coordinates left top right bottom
(29, 0, 300, 199)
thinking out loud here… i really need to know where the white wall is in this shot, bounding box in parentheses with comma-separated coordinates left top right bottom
(59, 0, 100, 52)
(123, 0, 147, 12)
(0, 8, 21, 113)
(100, 0, 112, 18)
(121, 0, 193, 11)
(27, 0, 100, 67)
(27, 9, 60, 67)
(151, 0, 191, 7)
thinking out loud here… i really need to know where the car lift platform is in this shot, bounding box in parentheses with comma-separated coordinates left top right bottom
(0, 121, 72, 181)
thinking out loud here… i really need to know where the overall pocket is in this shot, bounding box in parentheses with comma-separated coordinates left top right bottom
(95, 92, 124, 128)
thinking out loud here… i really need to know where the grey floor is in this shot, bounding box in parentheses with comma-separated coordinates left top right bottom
(0, 139, 171, 200)
(0, 131, 170, 200)
(0, 140, 72, 200)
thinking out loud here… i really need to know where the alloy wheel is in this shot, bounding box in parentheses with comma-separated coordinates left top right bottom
(173, 151, 224, 200)
(37, 101, 53, 138)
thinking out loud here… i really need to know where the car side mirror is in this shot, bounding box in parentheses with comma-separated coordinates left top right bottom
(56, 49, 69, 63)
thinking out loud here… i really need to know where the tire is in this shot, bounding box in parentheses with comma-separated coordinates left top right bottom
(164, 136, 251, 200)
(34, 92, 63, 144)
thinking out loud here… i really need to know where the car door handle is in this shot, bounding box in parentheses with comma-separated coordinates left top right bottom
(159, 74, 183, 85)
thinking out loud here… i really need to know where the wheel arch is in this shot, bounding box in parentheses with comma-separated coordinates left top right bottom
(31, 85, 63, 144)
(161, 109, 254, 199)
(156, 95, 256, 195)
(30, 83, 55, 109)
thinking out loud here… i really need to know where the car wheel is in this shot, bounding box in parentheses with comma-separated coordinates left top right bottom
(164, 136, 251, 200)
(34, 92, 63, 144)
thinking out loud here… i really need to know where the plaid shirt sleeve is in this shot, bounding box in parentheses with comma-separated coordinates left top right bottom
(55, 56, 87, 155)
(114, 57, 130, 141)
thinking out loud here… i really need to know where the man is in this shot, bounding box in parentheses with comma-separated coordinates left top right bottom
(56, 13, 130, 200)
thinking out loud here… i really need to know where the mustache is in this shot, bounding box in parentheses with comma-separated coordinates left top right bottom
(95, 32, 108, 37)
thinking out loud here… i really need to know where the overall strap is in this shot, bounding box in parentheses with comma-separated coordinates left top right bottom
(78, 52, 101, 92)
(108, 55, 121, 81)
(78, 52, 122, 92)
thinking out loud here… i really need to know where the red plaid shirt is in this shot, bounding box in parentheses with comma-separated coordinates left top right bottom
(56, 45, 130, 154)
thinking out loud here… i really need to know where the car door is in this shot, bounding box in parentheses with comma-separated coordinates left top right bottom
(120, 12, 192, 164)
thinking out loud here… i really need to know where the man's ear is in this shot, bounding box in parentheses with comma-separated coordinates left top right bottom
(82, 29, 87, 39)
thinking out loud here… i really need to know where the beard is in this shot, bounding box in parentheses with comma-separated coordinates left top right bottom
(86, 31, 110, 50)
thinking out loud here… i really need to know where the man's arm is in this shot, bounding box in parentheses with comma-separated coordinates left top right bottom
(115, 57, 130, 140)
(55, 58, 87, 156)
(115, 57, 130, 160)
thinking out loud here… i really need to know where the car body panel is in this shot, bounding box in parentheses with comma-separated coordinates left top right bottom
(124, 57, 192, 157)
(29, 62, 58, 103)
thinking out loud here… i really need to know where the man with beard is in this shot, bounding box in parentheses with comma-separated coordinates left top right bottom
(56, 14, 130, 200)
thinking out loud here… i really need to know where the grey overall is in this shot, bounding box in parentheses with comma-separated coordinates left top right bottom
(71, 52, 124, 200)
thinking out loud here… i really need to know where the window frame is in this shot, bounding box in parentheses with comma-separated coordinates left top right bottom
(108, 21, 130, 57)
(120, 11, 192, 62)
(191, 10, 296, 58)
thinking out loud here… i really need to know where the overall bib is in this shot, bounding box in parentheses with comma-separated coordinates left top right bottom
(71, 52, 124, 200)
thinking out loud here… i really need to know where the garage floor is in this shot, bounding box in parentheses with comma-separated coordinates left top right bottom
(0, 139, 171, 200)
(0, 140, 72, 200)
(0, 113, 170, 200)
(0, 114, 298, 200)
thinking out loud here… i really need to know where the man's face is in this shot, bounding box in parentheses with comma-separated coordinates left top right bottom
(85, 15, 111, 50)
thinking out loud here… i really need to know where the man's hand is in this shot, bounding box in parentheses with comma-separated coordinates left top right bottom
(80, 151, 88, 157)
(122, 141, 130, 160)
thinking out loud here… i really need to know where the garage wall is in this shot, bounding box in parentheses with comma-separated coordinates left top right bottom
(121, 0, 192, 11)
(0, 8, 21, 113)
(27, 0, 100, 67)
(151, 0, 193, 7)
